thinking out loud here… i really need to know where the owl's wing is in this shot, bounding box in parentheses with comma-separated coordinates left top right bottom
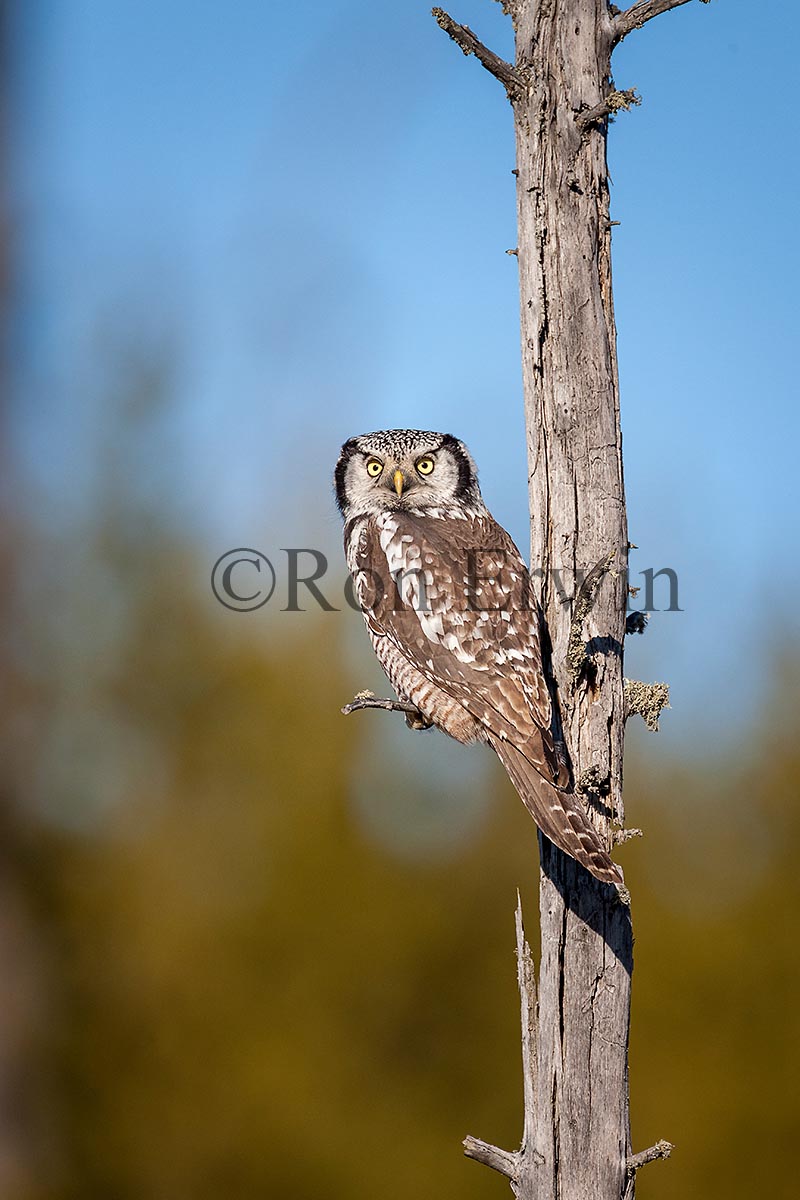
(352, 510, 567, 788)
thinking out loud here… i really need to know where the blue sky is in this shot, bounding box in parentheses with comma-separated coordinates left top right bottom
(10, 0, 800, 749)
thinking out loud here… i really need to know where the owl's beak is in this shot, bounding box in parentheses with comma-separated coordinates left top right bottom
(392, 469, 405, 497)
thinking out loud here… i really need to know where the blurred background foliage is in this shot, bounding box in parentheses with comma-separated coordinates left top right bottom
(2, 2, 799, 1198)
(2, 374, 799, 1200)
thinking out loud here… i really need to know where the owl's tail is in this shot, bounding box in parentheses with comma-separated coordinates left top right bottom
(488, 735, 623, 887)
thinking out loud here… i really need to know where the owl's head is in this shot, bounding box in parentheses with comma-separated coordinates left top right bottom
(334, 429, 484, 520)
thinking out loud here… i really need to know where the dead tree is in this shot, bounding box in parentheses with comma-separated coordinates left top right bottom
(431, 2, 707, 1197)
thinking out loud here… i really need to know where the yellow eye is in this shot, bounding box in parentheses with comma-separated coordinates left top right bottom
(416, 456, 435, 476)
(366, 458, 383, 478)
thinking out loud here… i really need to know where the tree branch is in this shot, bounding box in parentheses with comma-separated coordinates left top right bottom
(341, 691, 432, 729)
(463, 1136, 518, 1179)
(613, 826, 643, 845)
(613, 0, 711, 45)
(463, 897, 534, 1182)
(576, 88, 640, 132)
(431, 8, 527, 101)
(623, 1139, 674, 1198)
(626, 1139, 674, 1173)
(515, 894, 537, 1152)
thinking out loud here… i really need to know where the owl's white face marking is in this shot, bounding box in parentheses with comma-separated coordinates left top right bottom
(334, 429, 486, 521)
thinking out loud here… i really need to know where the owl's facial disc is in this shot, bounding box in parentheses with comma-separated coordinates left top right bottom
(334, 430, 484, 519)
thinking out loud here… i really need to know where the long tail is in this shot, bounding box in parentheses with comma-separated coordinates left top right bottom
(489, 735, 623, 886)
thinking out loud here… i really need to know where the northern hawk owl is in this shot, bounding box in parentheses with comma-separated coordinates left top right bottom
(335, 429, 621, 886)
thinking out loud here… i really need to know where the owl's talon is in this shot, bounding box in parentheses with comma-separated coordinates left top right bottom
(404, 711, 433, 731)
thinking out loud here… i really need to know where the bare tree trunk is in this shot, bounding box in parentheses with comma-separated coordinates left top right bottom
(516, 6, 632, 1196)
(433, 1, 708, 1196)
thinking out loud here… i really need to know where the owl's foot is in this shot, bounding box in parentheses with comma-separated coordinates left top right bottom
(404, 709, 433, 732)
(341, 691, 431, 730)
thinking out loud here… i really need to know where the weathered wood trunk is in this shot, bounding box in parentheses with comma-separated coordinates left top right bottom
(433, 1, 703, 1195)
(515, 4, 631, 1198)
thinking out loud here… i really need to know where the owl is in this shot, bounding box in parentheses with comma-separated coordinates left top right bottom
(335, 429, 621, 886)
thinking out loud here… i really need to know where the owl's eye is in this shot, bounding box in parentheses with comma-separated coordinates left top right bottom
(416, 456, 435, 476)
(366, 458, 383, 478)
